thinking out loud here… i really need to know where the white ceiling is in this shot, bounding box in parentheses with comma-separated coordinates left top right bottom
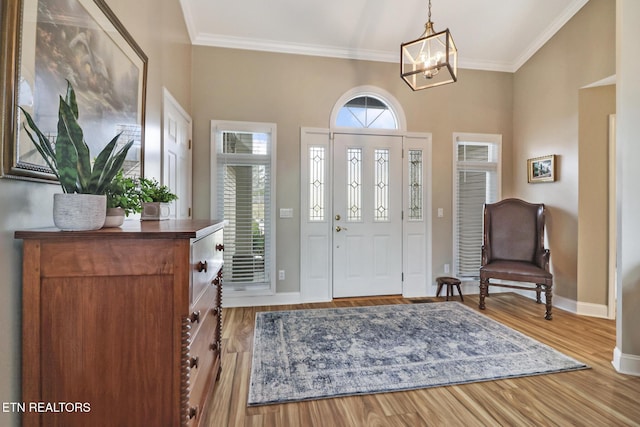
(179, 0, 588, 73)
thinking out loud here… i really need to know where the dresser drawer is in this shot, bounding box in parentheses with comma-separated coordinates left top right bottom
(191, 231, 223, 306)
(188, 277, 219, 334)
(186, 307, 220, 425)
(189, 305, 219, 382)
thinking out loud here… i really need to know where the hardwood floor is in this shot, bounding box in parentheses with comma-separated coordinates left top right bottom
(202, 293, 640, 426)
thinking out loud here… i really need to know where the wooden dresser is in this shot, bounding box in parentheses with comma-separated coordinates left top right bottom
(15, 220, 224, 427)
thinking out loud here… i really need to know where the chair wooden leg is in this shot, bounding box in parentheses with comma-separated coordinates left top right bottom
(544, 284, 553, 320)
(455, 284, 464, 302)
(436, 283, 443, 298)
(535, 284, 542, 304)
(479, 278, 488, 310)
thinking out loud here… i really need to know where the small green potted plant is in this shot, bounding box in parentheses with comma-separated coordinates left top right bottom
(138, 177, 178, 220)
(103, 170, 141, 227)
(20, 81, 134, 230)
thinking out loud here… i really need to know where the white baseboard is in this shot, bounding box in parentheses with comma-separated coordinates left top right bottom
(549, 293, 575, 313)
(223, 292, 306, 308)
(612, 347, 640, 376)
(222, 286, 610, 319)
(478, 281, 610, 319)
(538, 294, 608, 318)
(576, 299, 610, 318)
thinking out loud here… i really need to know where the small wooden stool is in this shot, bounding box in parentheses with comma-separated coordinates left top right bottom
(436, 276, 464, 301)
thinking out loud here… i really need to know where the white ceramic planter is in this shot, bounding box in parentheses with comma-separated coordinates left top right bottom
(103, 207, 126, 228)
(53, 193, 106, 231)
(141, 202, 171, 220)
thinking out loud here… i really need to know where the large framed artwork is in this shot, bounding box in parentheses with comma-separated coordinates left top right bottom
(1, 0, 147, 182)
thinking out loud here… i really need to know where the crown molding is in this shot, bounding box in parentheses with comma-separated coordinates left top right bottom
(192, 33, 516, 72)
(185, 0, 588, 74)
(581, 75, 616, 89)
(512, 0, 589, 71)
(457, 58, 514, 73)
(179, 0, 198, 43)
(192, 33, 396, 63)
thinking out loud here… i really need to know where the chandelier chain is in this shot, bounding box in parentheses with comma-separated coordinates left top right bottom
(427, 0, 432, 22)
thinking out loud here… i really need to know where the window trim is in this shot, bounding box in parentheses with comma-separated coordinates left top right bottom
(330, 86, 407, 132)
(211, 120, 277, 296)
(452, 132, 502, 280)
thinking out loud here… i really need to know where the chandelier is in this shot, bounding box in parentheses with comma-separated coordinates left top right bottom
(400, 0, 457, 91)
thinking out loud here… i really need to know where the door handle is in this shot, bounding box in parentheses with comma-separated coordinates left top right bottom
(335, 226, 348, 232)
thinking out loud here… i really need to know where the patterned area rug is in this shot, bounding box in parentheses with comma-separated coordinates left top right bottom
(248, 302, 588, 406)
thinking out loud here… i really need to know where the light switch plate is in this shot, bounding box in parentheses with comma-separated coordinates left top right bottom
(280, 208, 293, 218)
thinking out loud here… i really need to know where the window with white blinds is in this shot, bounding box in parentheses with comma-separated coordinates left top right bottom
(453, 133, 501, 279)
(214, 122, 276, 292)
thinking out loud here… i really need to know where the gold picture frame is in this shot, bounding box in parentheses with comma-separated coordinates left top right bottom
(527, 155, 556, 183)
(1, 0, 147, 182)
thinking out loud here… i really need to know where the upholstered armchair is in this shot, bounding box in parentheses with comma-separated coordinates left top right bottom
(479, 198, 553, 320)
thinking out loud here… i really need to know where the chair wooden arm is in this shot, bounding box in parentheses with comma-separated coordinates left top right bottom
(538, 249, 551, 271)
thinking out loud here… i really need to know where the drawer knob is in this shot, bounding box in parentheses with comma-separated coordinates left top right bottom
(188, 406, 198, 419)
(210, 341, 221, 352)
(197, 260, 208, 273)
(216, 243, 224, 251)
(190, 356, 199, 369)
(189, 310, 201, 324)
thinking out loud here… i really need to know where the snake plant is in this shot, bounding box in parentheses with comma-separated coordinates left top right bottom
(19, 81, 134, 194)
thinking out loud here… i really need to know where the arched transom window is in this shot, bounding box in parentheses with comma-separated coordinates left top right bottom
(335, 96, 398, 130)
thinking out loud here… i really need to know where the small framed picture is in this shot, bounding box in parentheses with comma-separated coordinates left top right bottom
(527, 155, 556, 183)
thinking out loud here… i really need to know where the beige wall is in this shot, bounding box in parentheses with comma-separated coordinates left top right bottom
(578, 85, 615, 305)
(105, 0, 192, 179)
(0, 0, 191, 424)
(190, 47, 514, 293)
(513, 0, 615, 302)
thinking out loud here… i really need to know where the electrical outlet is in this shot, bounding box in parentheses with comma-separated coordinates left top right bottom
(444, 264, 450, 274)
(279, 270, 285, 280)
(437, 208, 444, 218)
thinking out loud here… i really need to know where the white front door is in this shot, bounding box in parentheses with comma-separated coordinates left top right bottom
(332, 133, 403, 297)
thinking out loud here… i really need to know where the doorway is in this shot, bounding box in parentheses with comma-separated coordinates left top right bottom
(300, 128, 432, 302)
(300, 86, 430, 302)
